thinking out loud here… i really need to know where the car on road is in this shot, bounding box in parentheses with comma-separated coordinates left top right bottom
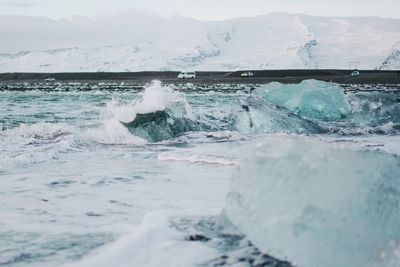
(178, 71, 196, 79)
(351, 69, 360, 77)
(241, 71, 254, 77)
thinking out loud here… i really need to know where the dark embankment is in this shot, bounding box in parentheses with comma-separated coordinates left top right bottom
(0, 70, 399, 84)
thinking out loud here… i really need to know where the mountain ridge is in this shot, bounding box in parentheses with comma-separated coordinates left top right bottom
(1, 12, 400, 72)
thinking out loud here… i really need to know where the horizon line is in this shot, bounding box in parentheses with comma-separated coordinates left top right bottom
(1, 10, 400, 22)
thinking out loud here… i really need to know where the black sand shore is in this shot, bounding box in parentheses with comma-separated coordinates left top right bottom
(0, 70, 400, 85)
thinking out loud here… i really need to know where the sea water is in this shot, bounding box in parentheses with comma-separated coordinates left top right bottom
(1, 80, 399, 267)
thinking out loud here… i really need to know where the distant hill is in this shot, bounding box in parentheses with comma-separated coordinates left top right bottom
(1, 13, 400, 72)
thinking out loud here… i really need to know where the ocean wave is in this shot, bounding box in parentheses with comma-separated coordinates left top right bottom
(84, 80, 400, 142)
(347, 90, 400, 128)
(80, 119, 147, 146)
(2, 80, 399, 171)
(0, 119, 147, 171)
(0, 122, 77, 170)
(108, 81, 209, 142)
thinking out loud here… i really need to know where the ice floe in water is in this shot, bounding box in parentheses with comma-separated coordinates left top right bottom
(254, 80, 351, 120)
(223, 135, 400, 267)
(2, 81, 400, 267)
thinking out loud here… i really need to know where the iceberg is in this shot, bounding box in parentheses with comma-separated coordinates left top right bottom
(223, 136, 400, 267)
(254, 80, 351, 121)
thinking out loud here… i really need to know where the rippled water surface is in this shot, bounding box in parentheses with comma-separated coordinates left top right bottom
(1, 80, 399, 267)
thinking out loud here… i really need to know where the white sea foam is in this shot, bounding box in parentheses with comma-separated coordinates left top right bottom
(0, 81, 190, 167)
(2, 82, 400, 267)
(83, 80, 191, 145)
(105, 98, 137, 123)
(81, 119, 147, 146)
(0, 122, 74, 141)
(105, 81, 188, 123)
(0, 122, 76, 170)
(63, 211, 218, 267)
(158, 153, 239, 166)
(134, 81, 184, 114)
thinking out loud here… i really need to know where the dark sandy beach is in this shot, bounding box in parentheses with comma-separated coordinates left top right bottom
(0, 70, 399, 85)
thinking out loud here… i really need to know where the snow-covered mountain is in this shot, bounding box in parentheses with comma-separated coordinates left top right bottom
(1, 13, 400, 72)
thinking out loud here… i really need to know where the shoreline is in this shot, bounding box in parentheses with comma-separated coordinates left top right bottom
(0, 70, 399, 85)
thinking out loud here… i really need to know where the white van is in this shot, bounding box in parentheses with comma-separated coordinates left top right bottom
(241, 71, 254, 77)
(178, 71, 196, 79)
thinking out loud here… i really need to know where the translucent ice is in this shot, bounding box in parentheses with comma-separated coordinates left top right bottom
(224, 136, 400, 267)
(254, 80, 351, 121)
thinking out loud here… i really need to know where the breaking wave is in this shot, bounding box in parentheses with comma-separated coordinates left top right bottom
(106, 81, 210, 142)
(3, 80, 400, 267)
(0, 122, 77, 170)
(112, 80, 400, 140)
(2, 80, 399, 171)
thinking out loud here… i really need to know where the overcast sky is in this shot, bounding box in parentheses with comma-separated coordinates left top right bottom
(0, 0, 400, 20)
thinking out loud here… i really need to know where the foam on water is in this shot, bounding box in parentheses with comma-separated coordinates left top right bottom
(1, 81, 400, 267)
(0, 122, 76, 171)
(158, 153, 239, 166)
(135, 81, 187, 115)
(103, 81, 202, 142)
(62, 212, 218, 267)
(347, 90, 400, 130)
(105, 81, 191, 123)
(223, 135, 400, 267)
(81, 119, 147, 146)
(0, 120, 147, 172)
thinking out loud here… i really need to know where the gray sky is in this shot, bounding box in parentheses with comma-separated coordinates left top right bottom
(0, 0, 400, 20)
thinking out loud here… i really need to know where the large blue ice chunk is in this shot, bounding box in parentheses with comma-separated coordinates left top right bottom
(254, 80, 351, 120)
(224, 136, 400, 267)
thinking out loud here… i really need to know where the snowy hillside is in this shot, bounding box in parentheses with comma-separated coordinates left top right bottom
(1, 13, 400, 72)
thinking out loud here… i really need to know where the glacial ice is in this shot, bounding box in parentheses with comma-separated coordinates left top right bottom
(254, 80, 351, 121)
(223, 136, 400, 267)
(232, 95, 326, 134)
